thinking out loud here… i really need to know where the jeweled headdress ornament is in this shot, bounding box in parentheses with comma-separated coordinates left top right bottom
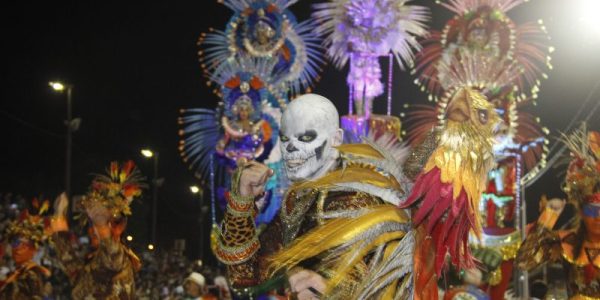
(561, 124, 600, 205)
(5, 198, 50, 247)
(82, 161, 145, 217)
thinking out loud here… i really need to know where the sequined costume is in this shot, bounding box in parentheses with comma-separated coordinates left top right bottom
(0, 199, 51, 300)
(0, 261, 50, 300)
(50, 161, 144, 300)
(215, 135, 416, 299)
(51, 231, 141, 299)
(516, 126, 600, 299)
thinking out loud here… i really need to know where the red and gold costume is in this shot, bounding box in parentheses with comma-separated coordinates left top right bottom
(400, 87, 500, 300)
(0, 199, 51, 300)
(50, 161, 143, 300)
(517, 126, 600, 299)
(406, 0, 552, 297)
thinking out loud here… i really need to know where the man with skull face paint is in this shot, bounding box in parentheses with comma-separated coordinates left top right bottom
(278, 94, 343, 182)
(214, 94, 417, 299)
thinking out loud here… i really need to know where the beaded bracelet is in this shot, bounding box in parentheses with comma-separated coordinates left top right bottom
(214, 228, 260, 265)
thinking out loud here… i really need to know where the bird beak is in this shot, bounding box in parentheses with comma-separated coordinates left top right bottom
(446, 88, 471, 123)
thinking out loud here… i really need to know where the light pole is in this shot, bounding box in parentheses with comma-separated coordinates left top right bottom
(50, 81, 75, 199)
(141, 149, 160, 246)
(190, 185, 204, 260)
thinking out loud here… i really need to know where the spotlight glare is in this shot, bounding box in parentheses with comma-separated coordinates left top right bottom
(578, 0, 600, 36)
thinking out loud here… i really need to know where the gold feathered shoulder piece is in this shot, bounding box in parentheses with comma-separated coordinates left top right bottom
(333, 133, 414, 205)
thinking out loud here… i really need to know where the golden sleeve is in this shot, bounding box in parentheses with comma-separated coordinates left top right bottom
(51, 232, 84, 284)
(217, 201, 284, 288)
(515, 208, 564, 271)
(94, 237, 129, 274)
(214, 165, 286, 288)
(20, 269, 45, 300)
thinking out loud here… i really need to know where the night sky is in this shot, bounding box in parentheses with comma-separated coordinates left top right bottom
(1, 1, 599, 260)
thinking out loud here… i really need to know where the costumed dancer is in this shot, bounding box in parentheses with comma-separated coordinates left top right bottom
(50, 161, 144, 299)
(181, 0, 324, 233)
(198, 0, 324, 98)
(216, 89, 501, 299)
(215, 93, 416, 299)
(179, 57, 289, 232)
(516, 125, 600, 299)
(179, 0, 325, 255)
(0, 199, 51, 300)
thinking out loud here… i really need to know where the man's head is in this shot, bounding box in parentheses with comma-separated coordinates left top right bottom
(280, 94, 343, 182)
(11, 237, 36, 265)
(184, 272, 206, 297)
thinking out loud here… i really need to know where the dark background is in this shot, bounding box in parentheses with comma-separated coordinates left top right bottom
(1, 0, 599, 261)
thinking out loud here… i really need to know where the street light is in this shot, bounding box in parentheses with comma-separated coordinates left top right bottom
(141, 148, 160, 247)
(126, 235, 133, 242)
(190, 185, 200, 194)
(49, 82, 65, 91)
(148, 244, 154, 251)
(141, 149, 154, 158)
(190, 184, 207, 261)
(50, 81, 75, 199)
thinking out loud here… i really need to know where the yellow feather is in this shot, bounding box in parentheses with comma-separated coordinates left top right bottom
(39, 200, 50, 215)
(266, 206, 408, 277)
(326, 231, 405, 293)
(336, 144, 385, 159)
(291, 165, 400, 192)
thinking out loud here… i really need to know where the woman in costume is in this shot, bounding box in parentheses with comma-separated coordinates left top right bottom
(179, 57, 288, 230)
(517, 125, 600, 299)
(50, 161, 144, 299)
(198, 0, 324, 97)
(0, 199, 51, 300)
(217, 96, 270, 163)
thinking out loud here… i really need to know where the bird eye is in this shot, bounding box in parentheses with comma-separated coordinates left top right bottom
(299, 135, 316, 142)
(280, 135, 289, 142)
(478, 109, 489, 124)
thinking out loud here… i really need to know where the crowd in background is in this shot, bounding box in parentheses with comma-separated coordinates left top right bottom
(0, 193, 232, 299)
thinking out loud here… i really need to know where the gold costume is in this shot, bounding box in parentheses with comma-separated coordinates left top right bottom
(517, 126, 600, 299)
(0, 261, 50, 300)
(52, 231, 141, 300)
(50, 161, 144, 300)
(0, 199, 51, 300)
(215, 136, 420, 299)
(516, 212, 600, 299)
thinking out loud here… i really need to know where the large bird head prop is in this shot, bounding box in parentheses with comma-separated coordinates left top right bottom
(402, 85, 501, 276)
(441, 87, 500, 169)
(429, 86, 501, 235)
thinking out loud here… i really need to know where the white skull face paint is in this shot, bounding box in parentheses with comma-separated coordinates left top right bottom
(280, 94, 342, 182)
